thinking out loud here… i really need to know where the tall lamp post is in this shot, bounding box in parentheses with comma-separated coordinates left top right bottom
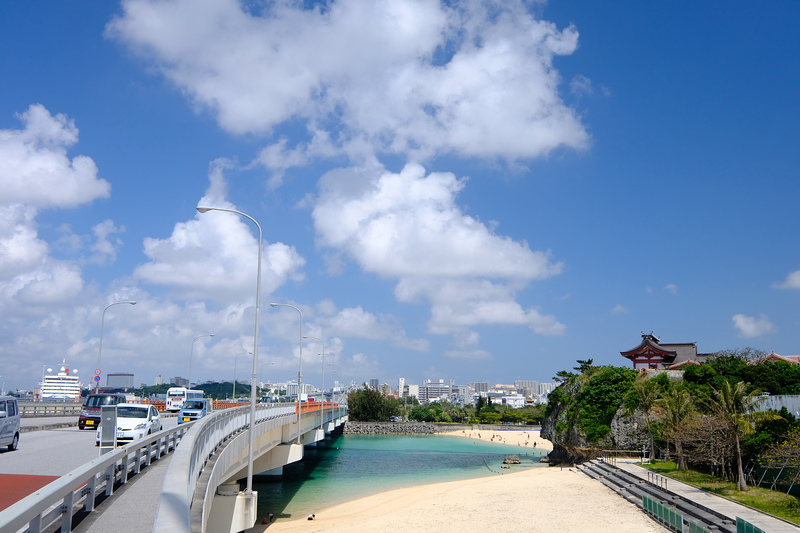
(196, 206, 262, 498)
(303, 335, 326, 433)
(96, 301, 136, 393)
(189, 334, 214, 388)
(270, 303, 302, 443)
(233, 351, 251, 400)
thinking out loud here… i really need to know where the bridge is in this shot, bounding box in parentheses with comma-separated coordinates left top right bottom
(0, 401, 348, 533)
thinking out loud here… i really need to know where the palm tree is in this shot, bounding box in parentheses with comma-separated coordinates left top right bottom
(706, 380, 768, 491)
(632, 375, 660, 462)
(656, 388, 694, 471)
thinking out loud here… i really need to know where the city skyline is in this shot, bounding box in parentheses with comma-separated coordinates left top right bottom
(2, 2, 800, 393)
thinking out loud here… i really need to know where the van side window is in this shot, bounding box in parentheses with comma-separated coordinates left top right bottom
(8, 401, 16, 417)
(0, 402, 6, 414)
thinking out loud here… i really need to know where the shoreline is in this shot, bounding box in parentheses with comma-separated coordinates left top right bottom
(438, 427, 554, 452)
(263, 464, 661, 532)
(263, 430, 661, 532)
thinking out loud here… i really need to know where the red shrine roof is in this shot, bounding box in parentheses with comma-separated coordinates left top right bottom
(620, 333, 697, 364)
(758, 351, 800, 365)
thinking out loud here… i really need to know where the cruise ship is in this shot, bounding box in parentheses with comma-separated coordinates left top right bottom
(40, 360, 83, 401)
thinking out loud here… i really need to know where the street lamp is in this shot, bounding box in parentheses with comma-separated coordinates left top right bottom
(233, 351, 251, 400)
(96, 301, 136, 393)
(303, 335, 326, 433)
(189, 334, 214, 388)
(270, 303, 302, 444)
(197, 206, 262, 497)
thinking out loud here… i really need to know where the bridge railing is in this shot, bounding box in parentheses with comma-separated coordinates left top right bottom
(0, 423, 191, 533)
(155, 402, 298, 533)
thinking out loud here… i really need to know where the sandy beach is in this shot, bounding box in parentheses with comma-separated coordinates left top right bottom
(439, 427, 554, 451)
(265, 430, 662, 532)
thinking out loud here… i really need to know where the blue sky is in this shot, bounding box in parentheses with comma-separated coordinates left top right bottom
(2, 1, 799, 394)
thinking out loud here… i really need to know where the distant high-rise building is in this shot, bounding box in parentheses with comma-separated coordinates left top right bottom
(407, 384, 419, 401)
(154, 375, 163, 386)
(107, 373, 134, 389)
(369, 378, 379, 390)
(398, 377, 406, 397)
(539, 383, 556, 395)
(420, 379, 449, 403)
(172, 376, 189, 388)
(472, 382, 489, 393)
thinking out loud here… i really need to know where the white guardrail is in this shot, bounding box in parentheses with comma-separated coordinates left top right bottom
(0, 423, 189, 533)
(0, 403, 303, 533)
(154, 403, 298, 533)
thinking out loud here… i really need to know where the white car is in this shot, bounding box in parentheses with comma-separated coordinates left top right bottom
(95, 404, 163, 446)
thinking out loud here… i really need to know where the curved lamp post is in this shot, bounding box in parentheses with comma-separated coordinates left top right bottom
(188, 334, 214, 388)
(233, 351, 251, 400)
(96, 301, 136, 393)
(303, 335, 326, 433)
(270, 303, 302, 443)
(197, 206, 262, 496)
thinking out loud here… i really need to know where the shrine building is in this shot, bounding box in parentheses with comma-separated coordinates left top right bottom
(621, 333, 714, 370)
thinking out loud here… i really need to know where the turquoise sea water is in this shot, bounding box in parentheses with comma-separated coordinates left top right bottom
(254, 433, 546, 521)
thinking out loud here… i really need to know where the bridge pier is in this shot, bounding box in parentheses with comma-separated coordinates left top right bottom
(208, 484, 257, 533)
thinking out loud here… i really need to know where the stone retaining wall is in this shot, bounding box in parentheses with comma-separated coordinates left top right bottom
(342, 422, 540, 435)
(343, 421, 438, 434)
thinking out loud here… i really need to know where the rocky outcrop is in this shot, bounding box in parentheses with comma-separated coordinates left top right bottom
(541, 379, 649, 466)
(343, 421, 437, 434)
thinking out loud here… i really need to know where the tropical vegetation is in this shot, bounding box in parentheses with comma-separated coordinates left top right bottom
(547, 348, 800, 495)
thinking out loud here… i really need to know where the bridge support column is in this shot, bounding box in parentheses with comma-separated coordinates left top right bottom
(300, 428, 324, 446)
(208, 483, 258, 533)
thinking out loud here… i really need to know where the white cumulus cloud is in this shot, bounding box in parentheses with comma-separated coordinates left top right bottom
(107, 0, 588, 167)
(775, 270, 800, 290)
(133, 161, 306, 302)
(0, 105, 110, 310)
(312, 162, 565, 339)
(732, 313, 775, 338)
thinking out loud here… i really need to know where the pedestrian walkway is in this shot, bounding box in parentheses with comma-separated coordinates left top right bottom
(613, 458, 800, 532)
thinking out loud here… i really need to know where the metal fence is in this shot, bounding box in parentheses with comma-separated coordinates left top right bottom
(0, 423, 190, 533)
(736, 517, 766, 533)
(18, 401, 83, 417)
(641, 495, 714, 533)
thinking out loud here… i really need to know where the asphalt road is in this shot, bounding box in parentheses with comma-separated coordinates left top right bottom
(0, 417, 178, 476)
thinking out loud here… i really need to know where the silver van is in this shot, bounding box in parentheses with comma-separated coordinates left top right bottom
(178, 398, 213, 424)
(0, 396, 21, 451)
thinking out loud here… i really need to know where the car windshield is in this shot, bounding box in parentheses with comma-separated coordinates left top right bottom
(117, 406, 148, 418)
(86, 396, 118, 408)
(183, 400, 205, 410)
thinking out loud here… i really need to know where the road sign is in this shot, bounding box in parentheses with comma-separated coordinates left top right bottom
(94, 376, 101, 382)
(95, 369, 101, 375)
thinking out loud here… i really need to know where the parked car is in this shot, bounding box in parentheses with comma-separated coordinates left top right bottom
(0, 396, 20, 451)
(178, 398, 213, 424)
(79, 393, 127, 430)
(95, 403, 162, 445)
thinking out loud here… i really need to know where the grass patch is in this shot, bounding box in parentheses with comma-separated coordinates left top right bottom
(641, 461, 800, 525)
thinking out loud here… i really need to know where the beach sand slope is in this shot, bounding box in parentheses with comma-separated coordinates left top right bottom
(266, 466, 663, 533)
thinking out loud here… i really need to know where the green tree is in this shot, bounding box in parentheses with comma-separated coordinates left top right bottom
(656, 387, 694, 470)
(630, 375, 660, 460)
(347, 386, 397, 421)
(706, 381, 771, 490)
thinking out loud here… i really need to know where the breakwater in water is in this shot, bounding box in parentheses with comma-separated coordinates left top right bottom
(343, 421, 438, 434)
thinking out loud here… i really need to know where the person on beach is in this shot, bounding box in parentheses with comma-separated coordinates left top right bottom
(308, 514, 315, 520)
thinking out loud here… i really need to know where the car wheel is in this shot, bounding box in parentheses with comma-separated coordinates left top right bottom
(8, 433, 18, 451)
